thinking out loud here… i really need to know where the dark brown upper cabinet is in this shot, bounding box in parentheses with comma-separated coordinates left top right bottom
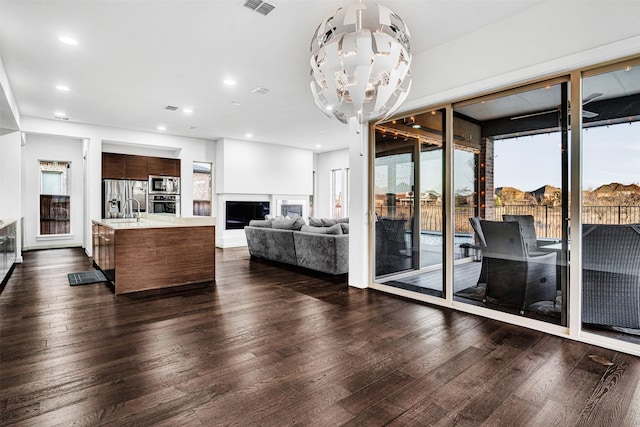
(125, 155, 148, 180)
(102, 153, 179, 180)
(148, 156, 180, 177)
(102, 153, 127, 179)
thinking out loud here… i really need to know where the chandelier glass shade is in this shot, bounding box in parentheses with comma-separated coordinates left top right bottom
(309, 2, 412, 129)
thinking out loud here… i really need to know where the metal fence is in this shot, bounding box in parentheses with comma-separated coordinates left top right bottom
(376, 204, 640, 238)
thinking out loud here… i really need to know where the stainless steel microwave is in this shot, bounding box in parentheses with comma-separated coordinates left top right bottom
(149, 175, 180, 194)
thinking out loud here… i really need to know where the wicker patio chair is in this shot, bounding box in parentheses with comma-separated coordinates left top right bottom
(582, 223, 640, 329)
(503, 214, 556, 256)
(480, 220, 557, 314)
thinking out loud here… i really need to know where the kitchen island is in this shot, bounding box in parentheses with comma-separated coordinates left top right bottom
(92, 215, 215, 294)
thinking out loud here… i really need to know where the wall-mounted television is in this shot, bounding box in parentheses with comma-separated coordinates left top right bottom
(225, 201, 270, 230)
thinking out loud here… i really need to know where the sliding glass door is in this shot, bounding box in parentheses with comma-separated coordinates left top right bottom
(374, 110, 446, 297)
(452, 80, 570, 325)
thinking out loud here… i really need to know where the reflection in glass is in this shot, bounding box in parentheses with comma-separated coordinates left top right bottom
(374, 136, 415, 277)
(373, 110, 445, 297)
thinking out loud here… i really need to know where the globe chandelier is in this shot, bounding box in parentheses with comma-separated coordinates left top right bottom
(309, 1, 412, 133)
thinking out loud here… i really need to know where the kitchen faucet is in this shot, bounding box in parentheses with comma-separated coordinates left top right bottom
(124, 198, 141, 221)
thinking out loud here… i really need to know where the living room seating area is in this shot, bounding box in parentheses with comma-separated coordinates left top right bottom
(244, 217, 349, 275)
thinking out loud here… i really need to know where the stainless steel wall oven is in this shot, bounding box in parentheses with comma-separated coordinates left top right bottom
(148, 195, 180, 215)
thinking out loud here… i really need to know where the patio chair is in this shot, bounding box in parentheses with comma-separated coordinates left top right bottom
(466, 216, 488, 286)
(582, 224, 640, 329)
(480, 220, 557, 314)
(502, 214, 555, 256)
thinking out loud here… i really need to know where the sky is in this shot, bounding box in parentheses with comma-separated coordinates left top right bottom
(494, 122, 640, 191)
(375, 121, 639, 196)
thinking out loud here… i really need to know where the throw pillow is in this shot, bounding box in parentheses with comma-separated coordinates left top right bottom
(249, 219, 272, 228)
(308, 217, 323, 227)
(340, 223, 349, 234)
(273, 217, 305, 231)
(321, 218, 338, 227)
(300, 224, 343, 235)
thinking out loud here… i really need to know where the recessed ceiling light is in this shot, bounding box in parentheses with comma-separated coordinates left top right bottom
(245, 133, 253, 138)
(54, 111, 66, 117)
(157, 125, 167, 131)
(183, 108, 193, 114)
(315, 144, 322, 148)
(231, 101, 241, 106)
(56, 85, 70, 91)
(59, 36, 78, 46)
(224, 79, 237, 86)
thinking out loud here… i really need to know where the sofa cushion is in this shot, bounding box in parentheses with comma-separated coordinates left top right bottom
(273, 217, 304, 231)
(248, 219, 272, 228)
(321, 218, 338, 227)
(308, 217, 323, 227)
(301, 224, 343, 235)
(340, 223, 349, 234)
(336, 217, 349, 223)
(294, 232, 349, 274)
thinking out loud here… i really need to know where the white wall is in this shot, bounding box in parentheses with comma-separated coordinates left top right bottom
(216, 138, 313, 195)
(313, 149, 349, 219)
(22, 133, 84, 250)
(214, 138, 314, 247)
(0, 131, 23, 261)
(0, 131, 21, 218)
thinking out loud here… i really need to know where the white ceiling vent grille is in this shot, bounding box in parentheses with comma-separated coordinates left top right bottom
(251, 87, 271, 95)
(243, 0, 275, 16)
(165, 105, 178, 111)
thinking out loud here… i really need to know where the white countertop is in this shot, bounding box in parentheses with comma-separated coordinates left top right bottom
(0, 218, 18, 230)
(93, 215, 215, 230)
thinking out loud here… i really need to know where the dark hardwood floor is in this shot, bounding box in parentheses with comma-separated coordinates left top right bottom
(1, 247, 639, 426)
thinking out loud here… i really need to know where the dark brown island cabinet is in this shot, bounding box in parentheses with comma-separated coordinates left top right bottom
(92, 217, 215, 294)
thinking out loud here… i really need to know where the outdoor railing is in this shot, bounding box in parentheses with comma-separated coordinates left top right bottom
(376, 204, 640, 239)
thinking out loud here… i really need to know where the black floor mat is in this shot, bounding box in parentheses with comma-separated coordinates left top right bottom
(68, 270, 107, 286)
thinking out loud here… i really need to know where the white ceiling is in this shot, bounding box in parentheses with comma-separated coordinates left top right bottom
(0, 0, 541, 152)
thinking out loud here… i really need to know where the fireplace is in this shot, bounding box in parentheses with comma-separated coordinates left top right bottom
(281, 204, 303, 218)
(276, 199, 308, 220)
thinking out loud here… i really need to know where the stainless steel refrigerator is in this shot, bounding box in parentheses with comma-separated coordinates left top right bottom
(103, 179, 148, 218)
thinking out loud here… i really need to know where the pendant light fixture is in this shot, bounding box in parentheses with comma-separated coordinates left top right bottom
(309, 1, 412, 133)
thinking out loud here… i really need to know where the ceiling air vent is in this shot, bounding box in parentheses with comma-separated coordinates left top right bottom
(165, 105, 178, 111)
(243, 0, 275, 16)
(251, 86, 271, 95)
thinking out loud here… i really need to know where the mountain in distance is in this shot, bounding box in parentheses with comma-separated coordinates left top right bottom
(497, 182, 640, 204)
(592, 182, 640, 196)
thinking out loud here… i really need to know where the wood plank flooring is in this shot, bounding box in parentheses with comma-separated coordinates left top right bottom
(1, 247, 639, 426)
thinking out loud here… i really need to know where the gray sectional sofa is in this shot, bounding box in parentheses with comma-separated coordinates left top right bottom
(244, 217, 349, 275)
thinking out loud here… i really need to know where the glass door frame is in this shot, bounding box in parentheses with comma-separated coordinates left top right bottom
(370, 109, 447, 294)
